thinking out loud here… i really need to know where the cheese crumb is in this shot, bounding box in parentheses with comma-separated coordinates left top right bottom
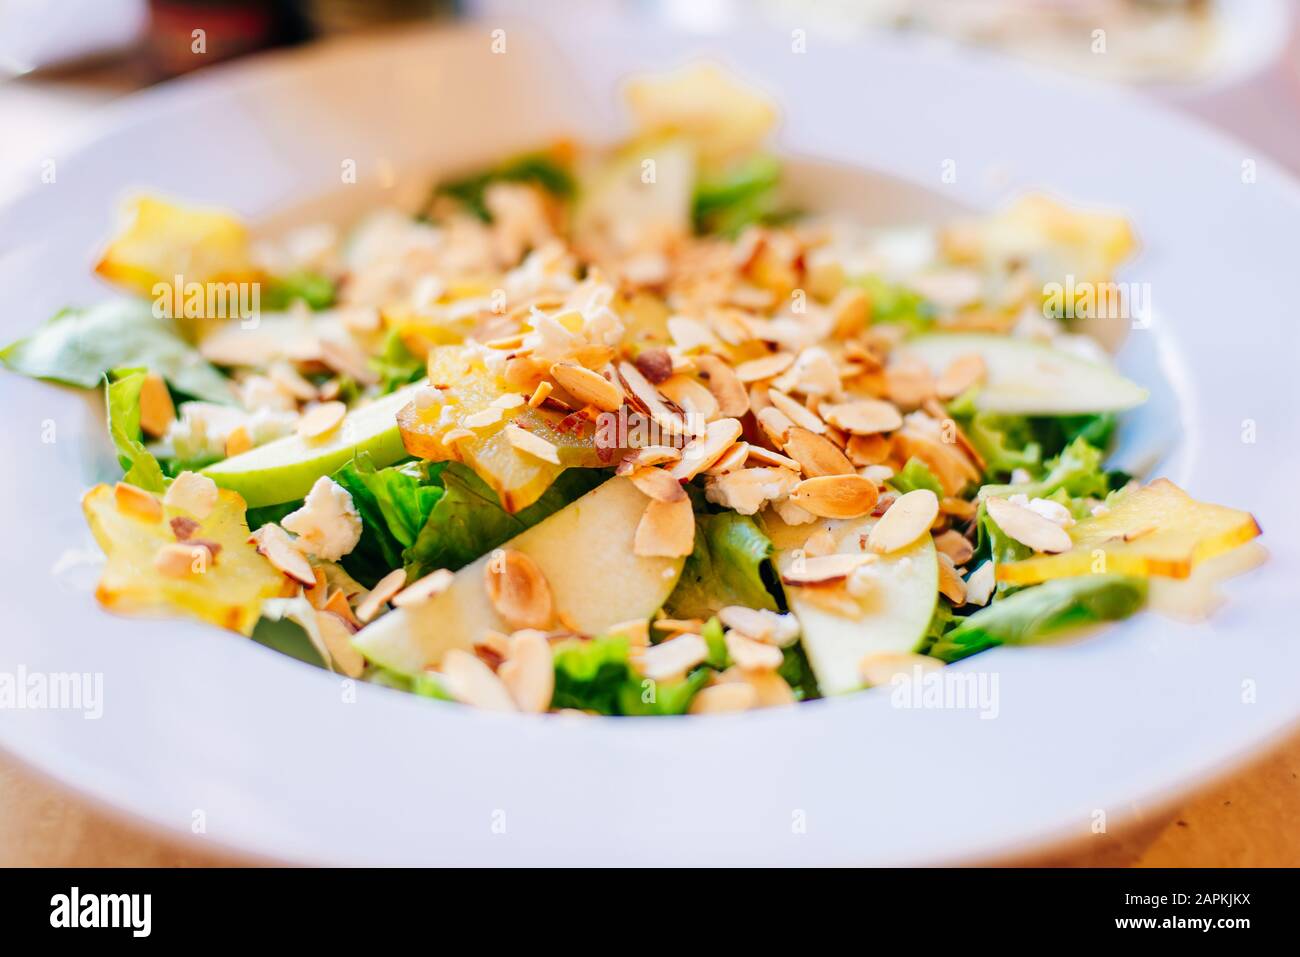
(282, 477, 363, 560)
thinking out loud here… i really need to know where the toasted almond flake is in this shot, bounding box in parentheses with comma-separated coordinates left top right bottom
(634, 497, 695, 558)
(617, 360, 678, 422)
(615, 445, 682, 475)
(985, 496, 1073, 553)
(933, 529, 975, 565)
(485, 333, 527, 350)
(781, 426, 855, 477)
(963, 562, 995, 607)
(789, 474, 879, 519)
(941, 496, 978, 521)
(820, 398, 903, 435)
(304, 566, 328, 608)
(339, 305, 382, 333)
(225, 425, 253, 457)
(659, 374, 720, 422)
(629, 466, 687, 503)
(781, 553, 874, 585)
(638, 632, 708, 681)
(297, 401, 346, 440)
(162, 471, 219, 520)
(114, 482, 162, 522)
(492, 393, 527, 410)
(322, 588, 361, 629)
(756, 406, 795, 448)
(801, 527, 837, 558)
(484, 549, 554, 630)
(550, 361, 624, 412)
(667, 417, 744, 481)
(667, 315, 718, 353)
(355, 567, 407, 622)
(688, 682, 758, 714)
(137, 372, 175, 438)
(153, 542, 208, 578)
(745, 445, 801, 471)
(443, 427, 475, 446)
(704, 441, 750, 476)
(725, 630, 784, 671)
(250, 524, 315, 585)
(883, 357, 935, 409)
(498, 631, 554, 713)
(935, 353, 987, 400)
(859, 652, 943, 688)
(867, 489, 940, 554)
(652, 617, 705, 635)
(269, 361, 318, 401)
(319, 337, 378, 385)
(504, 424, 561, 465)
(692, 354, 749, 418)
(846, 432, 892, 466)
(717, 606, 800, 646)
(474, 630, 510, 668)
(527, 380, 553, 408)
(318, 378, 343, 402)
(392, 568, 455, 607)
(830, 284, 870, 336)
(734, 352, 795, 383)
(606, 618, 651, 648)
(316, 610, 366, 677)
(462, 407, 505, 429)
(441, 649, 517, 711)
(767, 389, 826, 434)
(936, 552, 967, 605)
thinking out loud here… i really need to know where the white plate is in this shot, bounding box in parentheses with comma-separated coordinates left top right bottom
(2, 24, 1298, 866)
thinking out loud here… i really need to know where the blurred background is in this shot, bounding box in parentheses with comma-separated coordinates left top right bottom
(1, 0, 1296, 196)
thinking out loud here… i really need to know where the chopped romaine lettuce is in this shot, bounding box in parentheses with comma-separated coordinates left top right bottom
(692, 154, 782, 235)
(889, 457, 943, 496)
(980, 436, 1112, 502)
(853, 275, 935, 331)
(550, 634, 709, 716)
(369, 329, 425, 394)
(260, 271, 336, 311)
(332, 453, 444, 586)
(430, 150, 574, 222)
(105, 369, 167, 492)
(665, 510, 780, 620)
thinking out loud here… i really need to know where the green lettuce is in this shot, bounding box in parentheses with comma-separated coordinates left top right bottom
(980, 436, 1111, 502)
(431, 151, 574, 222)
(665, 511, 780, 620)
(261, 272, 335, 311)
(1, 301, 233, 403)
(888, 457, 943, 496)
(333, 453, 444, 586)
(692, 154, 783, 236)
(369, 330, 425, 394)
(550, 634, 709, 716)
(403, 464, 606, 581)
(104, 369, 167, 492)
(853, 275, 935, 332)
(928, 574, 1147, 663)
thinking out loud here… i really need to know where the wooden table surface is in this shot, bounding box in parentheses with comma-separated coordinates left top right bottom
(2, 41, 1297, 869)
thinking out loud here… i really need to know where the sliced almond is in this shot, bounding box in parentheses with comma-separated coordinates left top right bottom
(316, 610, 366, 678)
(688, 682, 758, 714)
(161, 470, 218, 520)
(692, 354, 749, 418)
(441, 648, 517, 711)
(138, 373, 175, 438)
(617, 360, 681, 431)
(789, 474, 880, 519)
(820, 398, 903, 435)
(462, 407, 505, 429)
(781, 427, 855, 477)
(781, 553, 874, 585)
(492, 393, 526, 410)
(846, 432, 892, 466)
(269, 361, 319, 402)
(505, 423, 561, 465)
(606, 618, 651, 648)
(322, 588, 362, 629)
(756, 406, 795, 448)
(667, 417, 744, 481)
(703, 441, 750, 476)
(667, 315, 719, 353)
(734, 352, 795, 383)
(113, 482, 162, 523)
(936, 552, 967, 605)
(985, 496, 1073, 554)
(867, 489, 940, 554)
(883, 357, 935, 409)
(498, 631, 554, 713)
(935, 353, 987, 399)
(615, 445, 682, 474)
(484, 549, 554, 630)
(629, 466, 687, 503)
(801, 527, 837, 558)
(297, 401, 346, 440)
(941, 496, 979, 521)
(638, 632, 708, 681)
(250, 524, 315, 585)
(724, 630, 784, 671)
(527, 381, 553, 408)
(859, 652, 943, 688)
(634, 497, 696, 558)
(304, 566, 329, 609)
(225, 425, 253, 457)
(829, 285, 870, 337)
(318, 337, 378, 386)
(659, 374, 720, 423)
(550, 361, 624, 412)
(153, 542, 209, 578)
(652, 617, 705, 635)
(717, 606, 799, 646)
(745, 445, 801, 471)
(355, 567, 407, 622)
(392, 568, 455, 607)
(767, 389, 826, 434)
(933, 529, 974, 565)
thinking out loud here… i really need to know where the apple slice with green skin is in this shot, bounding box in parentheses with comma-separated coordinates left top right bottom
(769, 516, 939, 696)
(352, 476, 685, 677)
(900, 333, 1147, 415)
(203, 381, 424, 507)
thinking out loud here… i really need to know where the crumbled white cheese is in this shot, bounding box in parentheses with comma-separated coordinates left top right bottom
(1025, 496, 1076, 528)
(413, 386, 445, 410)
(282, 477, 363, 560)
(239, 374, 297, 412)
(964, 562, 996, 607)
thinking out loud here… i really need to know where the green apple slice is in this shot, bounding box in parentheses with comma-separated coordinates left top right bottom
(352, 477, 685, 676)
(900, 333, 1147, 415)
(770, 517, 938, 696)
(572, 138, 694, 255)
(203, 382, 423, 507)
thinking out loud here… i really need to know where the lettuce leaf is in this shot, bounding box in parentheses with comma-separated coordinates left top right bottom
(888, 457, 943, 496)
(260, 272, 335, 311)
(333, 454, 444, 586)
(550, 634, 709, 716)
(692, 154, 782, 235)
(927, 574, 1147, 663)
(402, 464, 606, 581)
(104, 369, 167, 492)
(369, 330, 425, 394)
(665, 510, 781, 620)
(853, 275, 935, 332)
(980, 436, 1112, 502)
(1, 301, 233, 403)
(431, 150, 575, 222)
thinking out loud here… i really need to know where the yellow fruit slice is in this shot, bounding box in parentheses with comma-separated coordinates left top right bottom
(95, 195, 259, 301)
(997, 479, 1261, 586)
(83, 484, 291, 635)
(398, 346, 605, 513)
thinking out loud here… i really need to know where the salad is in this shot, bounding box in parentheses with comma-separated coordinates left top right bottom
(1, 65, 1261, 715)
